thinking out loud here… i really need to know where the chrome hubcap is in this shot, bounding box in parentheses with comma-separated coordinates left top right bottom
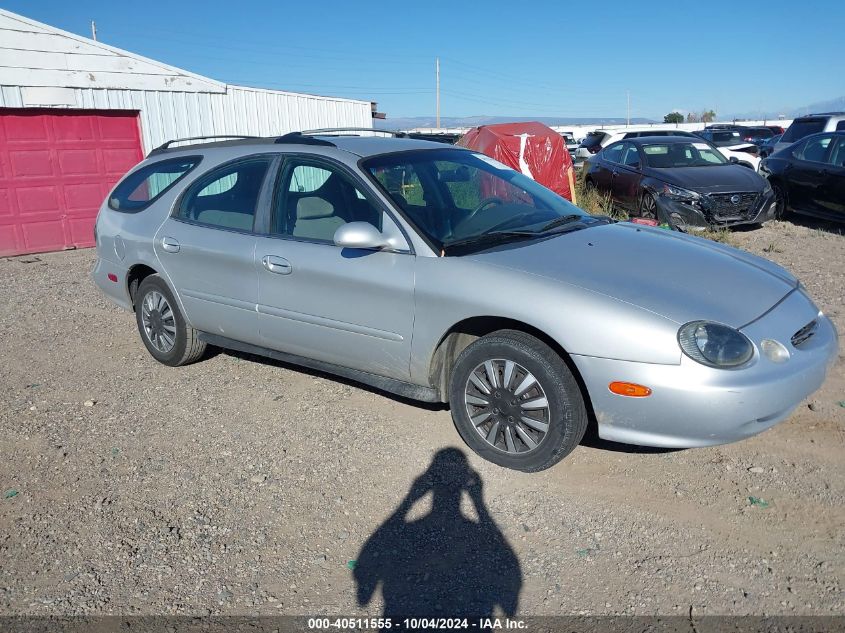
(464, 359, 550, 454)
(141, 290, 176, 353)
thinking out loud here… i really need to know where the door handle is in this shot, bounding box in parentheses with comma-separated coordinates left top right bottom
(262, 255, 292, 275)
(161, 236, 180, 253)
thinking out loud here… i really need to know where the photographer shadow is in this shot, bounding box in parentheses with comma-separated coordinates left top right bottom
(354, 448, 521, 620)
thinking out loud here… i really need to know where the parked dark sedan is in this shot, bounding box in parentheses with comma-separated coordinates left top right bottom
(583, 136, 777, 229)
(760, 131, 845, 222)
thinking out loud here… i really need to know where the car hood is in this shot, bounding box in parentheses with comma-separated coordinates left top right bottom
(647, 165, 765, 193)
(466, 222, 797, 327)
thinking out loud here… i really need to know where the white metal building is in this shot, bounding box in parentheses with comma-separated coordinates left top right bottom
(0, 9, 373, 256)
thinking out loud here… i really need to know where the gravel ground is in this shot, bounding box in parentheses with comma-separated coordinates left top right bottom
(0, 218, 843, 618)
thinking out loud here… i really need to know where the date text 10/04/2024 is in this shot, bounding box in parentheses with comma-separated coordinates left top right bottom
(307, 617, 527, 629)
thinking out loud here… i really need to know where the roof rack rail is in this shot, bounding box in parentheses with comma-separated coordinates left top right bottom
(298, 127, 409, 138)
(149, 135, 260, 155)
(274, 132, 337, 146)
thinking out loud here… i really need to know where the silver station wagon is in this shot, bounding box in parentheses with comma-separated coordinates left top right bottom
(92, 130, 838, 471)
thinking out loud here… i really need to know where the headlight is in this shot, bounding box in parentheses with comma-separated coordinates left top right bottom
(661, 184, 700, 201)
(677, 321, 754, 368)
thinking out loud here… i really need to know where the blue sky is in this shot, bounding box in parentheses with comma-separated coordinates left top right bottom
(5, 0, 843, 120)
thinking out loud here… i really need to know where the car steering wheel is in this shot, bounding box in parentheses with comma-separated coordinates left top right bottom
(464, 196, 505, 224)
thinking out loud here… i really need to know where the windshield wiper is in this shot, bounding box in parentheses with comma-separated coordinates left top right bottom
(443, 230, 539, 253)
(538, 214, 592, 233)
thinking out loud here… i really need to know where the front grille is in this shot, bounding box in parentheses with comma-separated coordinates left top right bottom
(791, 319, 818, 348)
(706, 192, 759, 221)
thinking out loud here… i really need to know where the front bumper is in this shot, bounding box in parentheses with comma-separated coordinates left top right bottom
(571, 291, 839, 448)
(655, 188, 778, 229)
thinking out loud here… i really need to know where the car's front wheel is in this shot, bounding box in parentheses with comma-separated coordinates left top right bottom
(448, 330, 588, 472)
(134, 274, 206, 366)
(640, 191, 658, 220)
(771, 182, 788, 220)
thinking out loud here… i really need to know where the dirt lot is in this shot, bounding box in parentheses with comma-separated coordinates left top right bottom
(0, 219, 843, 618)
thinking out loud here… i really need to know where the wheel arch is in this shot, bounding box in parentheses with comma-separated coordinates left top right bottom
(767, 175, 789, 211)
(127, 263, 159, 307)
(428, 316, 595, 418)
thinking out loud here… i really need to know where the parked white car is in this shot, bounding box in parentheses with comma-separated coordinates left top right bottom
(694, 129, 761, 170)
(575, 129, 700, 164)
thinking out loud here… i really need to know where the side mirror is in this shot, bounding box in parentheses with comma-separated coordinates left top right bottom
(333, 222, 390, 250)
(729, 156, 739, 164)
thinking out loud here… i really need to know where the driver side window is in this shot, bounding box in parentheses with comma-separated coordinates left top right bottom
(603, 143, 624, 164)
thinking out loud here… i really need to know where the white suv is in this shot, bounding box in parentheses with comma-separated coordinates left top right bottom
(575, 129, 697, 163)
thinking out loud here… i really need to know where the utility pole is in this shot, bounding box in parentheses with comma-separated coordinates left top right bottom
(91, 20, 97, 41)
(436, 57, 440, 129)
(626, 90, 630, 127)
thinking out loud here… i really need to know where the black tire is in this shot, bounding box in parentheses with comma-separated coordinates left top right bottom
(771, 182, 788, 220)
(134, 274, 206, 367)
(448, 330, 588, 472)
(639, 191, 658, 220)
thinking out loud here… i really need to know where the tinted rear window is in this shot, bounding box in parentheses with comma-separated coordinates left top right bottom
(711, 131, 743, 145)
(109, 157, 201, 212)
(781, 118, 826, 143)
(742, 128, 774, 140)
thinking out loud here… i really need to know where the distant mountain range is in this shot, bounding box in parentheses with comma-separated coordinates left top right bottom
(375, 115, 656, 130)
(727, 95, 845, 120)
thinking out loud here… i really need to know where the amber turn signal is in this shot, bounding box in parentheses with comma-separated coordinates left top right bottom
(608, 381, 652, 397)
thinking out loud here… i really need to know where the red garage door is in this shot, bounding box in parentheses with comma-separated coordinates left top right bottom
(0, 109, 143, 257)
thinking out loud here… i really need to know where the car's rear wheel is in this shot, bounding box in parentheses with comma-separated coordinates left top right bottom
(135, 274, 206, 366)
(448, 330, 588, 472)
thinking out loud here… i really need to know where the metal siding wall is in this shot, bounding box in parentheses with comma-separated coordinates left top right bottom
(0, 85, 24, 107)
(1, 83, 371, 153)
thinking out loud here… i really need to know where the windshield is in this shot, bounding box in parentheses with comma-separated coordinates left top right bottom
(363, 148, 594, 249)
(642, 142, 728, 168)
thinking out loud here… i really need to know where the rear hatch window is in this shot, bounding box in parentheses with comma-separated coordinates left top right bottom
(781, 118, 826, 143)
(711, 131, 743, 146)
(742, 128, 774, 141)
(580, 132, 607, 148)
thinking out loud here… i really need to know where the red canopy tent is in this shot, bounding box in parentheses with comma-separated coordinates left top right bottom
(457, 121, 576, 202)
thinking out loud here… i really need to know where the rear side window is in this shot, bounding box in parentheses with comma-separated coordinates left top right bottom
(781, 118, 825, 143)
(176, 156, 273, 232)
(109, 156, 201, 212)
